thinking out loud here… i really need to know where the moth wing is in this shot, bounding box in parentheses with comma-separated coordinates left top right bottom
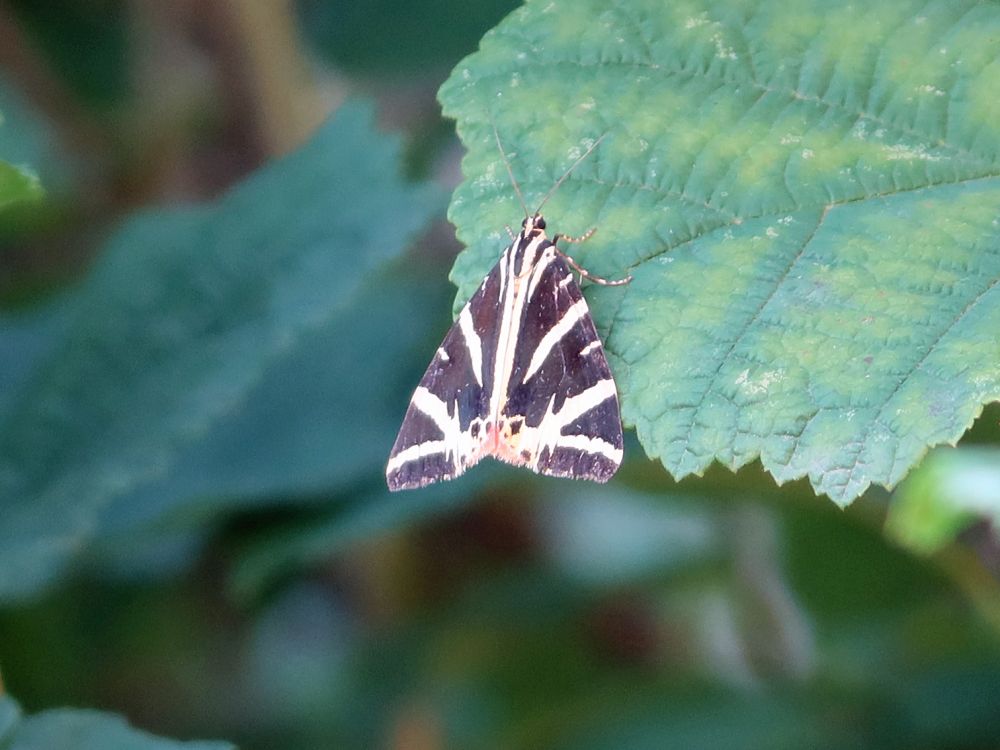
(500, 250, 624, 482)
(386, 260, 503, 491)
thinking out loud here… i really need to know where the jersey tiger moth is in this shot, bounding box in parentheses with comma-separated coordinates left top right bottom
(386, 129, 629, 491)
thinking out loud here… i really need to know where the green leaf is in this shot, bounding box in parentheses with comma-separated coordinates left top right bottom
(438, 0, 1000, 505)
(0, 101, 440, 603)
(298, 0, 520, 72)
(887, 446, 1000, 553)
(0, 697, 19, 743)
(0, 160, 42, 212)
(0, 696, 233, 750)
(0, 74, 75, 203)
(0, 82, 52, 211)
(92, 270, 452, 538)
(0, 100, 43, 213)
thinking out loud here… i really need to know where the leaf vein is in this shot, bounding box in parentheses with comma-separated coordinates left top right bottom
(673, 206, 831, 460)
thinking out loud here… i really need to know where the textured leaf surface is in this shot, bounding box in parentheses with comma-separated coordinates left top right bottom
(439, 0, 1000, 504)
(0, 697, 232, 750)
(0, 101, 439, 602)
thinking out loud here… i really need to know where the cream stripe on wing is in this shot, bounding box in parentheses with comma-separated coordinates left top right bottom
(392, 386, 486, 476)
(411, 386, 452, 430)
(555, 378, 618, 427)
(458, 306, 484, 387)
(491, 234, 543, 422)
(488, 239, 516, 422)
(523, 297, 590, 382)
(553, 433, 623, 463)
(527, 379, 617, 463)
(386, 440, 448, 473)
(523, 240, 553, 300)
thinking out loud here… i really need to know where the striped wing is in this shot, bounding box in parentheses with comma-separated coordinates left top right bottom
(385, 260, 502, 491)
(499, 249, 624, 482)
(386, 222, 624, 491)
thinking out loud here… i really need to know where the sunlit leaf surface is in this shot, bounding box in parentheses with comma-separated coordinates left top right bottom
(440, 0, 1000, 504)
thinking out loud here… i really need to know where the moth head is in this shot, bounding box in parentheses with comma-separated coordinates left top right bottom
(521, 214, 546, 235)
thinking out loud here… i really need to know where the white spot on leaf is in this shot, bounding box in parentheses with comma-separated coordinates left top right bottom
(883, 143, 941, 161)
(711, 32, 738, 60)
(735, 368, 785, 396)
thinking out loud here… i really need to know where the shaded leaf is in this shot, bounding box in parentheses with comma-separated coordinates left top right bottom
(94, 271, 452, 537)
(0, 697, 18, 743)
(0, 306, 67, 414)
(7, 0, 129, 108)
(0, 101, 440, 602)
(438, 0, 1000, 505)
(0, 160, 41, 212)
(0, 99, 43, 213)
(0, 697, 232, 750)
(0, 75, 73, 202)
(297, 0, 519, 72)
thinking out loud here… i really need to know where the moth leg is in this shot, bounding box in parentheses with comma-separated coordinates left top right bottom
(505, 224, 516, 241)
(552, 227, 596, 245)
(553, 232, 632, 287)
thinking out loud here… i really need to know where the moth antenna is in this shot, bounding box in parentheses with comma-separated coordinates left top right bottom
(487, 111, 530, 220)
(533, 131, 608, 216)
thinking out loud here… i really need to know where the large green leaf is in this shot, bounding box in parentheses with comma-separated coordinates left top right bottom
(438, 0, 1000, 505)
(0, 101, 440, 602)
(92, 271, 451, 537)
(0, 697, 232, 750)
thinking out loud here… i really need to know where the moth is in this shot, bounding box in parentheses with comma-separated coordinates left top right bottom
(386, 129, 629, 491)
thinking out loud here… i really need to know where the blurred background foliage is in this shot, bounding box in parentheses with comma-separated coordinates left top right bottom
(0, 1, 999, 749)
